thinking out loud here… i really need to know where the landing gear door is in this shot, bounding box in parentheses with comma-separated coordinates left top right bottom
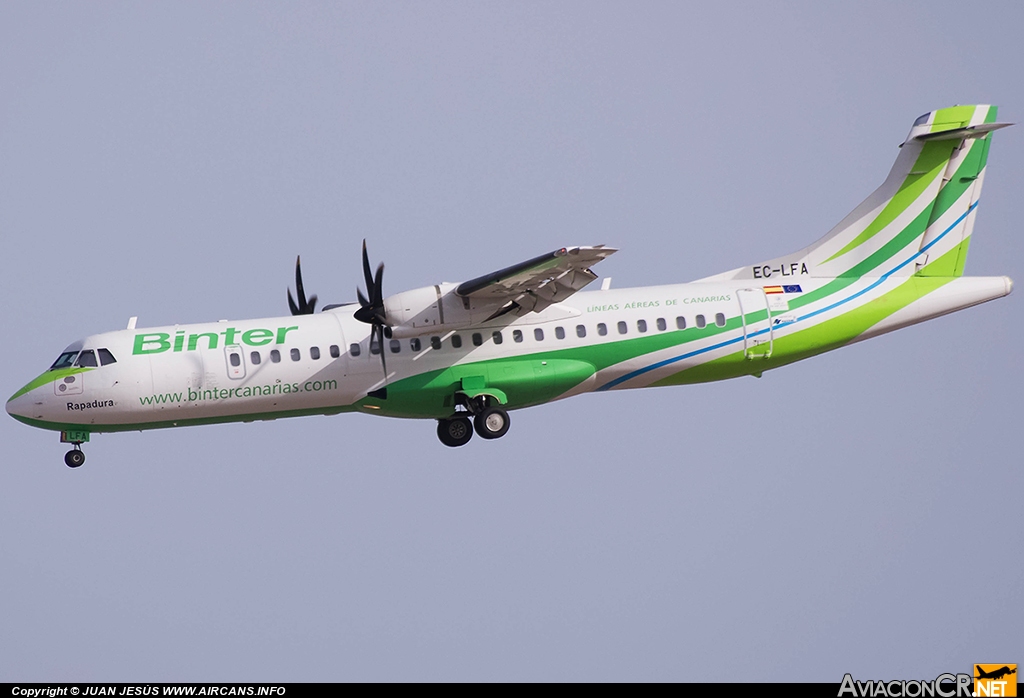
(225, 345, 246, 380)
(737, 288, 773, 359)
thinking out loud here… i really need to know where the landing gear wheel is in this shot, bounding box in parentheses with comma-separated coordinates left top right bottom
(474, 407, 510, 440)
(437, 417, 474, 447)
(64, 449, 85, 468)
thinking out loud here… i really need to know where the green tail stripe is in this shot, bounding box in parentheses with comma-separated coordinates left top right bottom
(931, 105, 977, 131)
(824, 141, 956, 263)
(824, 135, 991, 282)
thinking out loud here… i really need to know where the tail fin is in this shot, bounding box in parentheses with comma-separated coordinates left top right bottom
(702, 105, 1010, 282)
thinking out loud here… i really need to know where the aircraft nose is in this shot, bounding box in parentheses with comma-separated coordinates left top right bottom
(7, 392, 28, 419)
(6, 387, 38, 424)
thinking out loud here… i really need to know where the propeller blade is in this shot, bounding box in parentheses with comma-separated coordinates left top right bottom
(372, 262, 385, 307)
(376, 324, 387, 379)
(294, 256, 307, 306)
(287, 256, 318, 315)
(362, 240, 375, 300)
(354, 241, 390, 385)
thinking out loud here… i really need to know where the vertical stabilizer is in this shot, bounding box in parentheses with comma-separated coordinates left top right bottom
(701, 105, 1010, 282)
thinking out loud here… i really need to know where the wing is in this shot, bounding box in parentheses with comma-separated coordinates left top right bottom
(455, 245, 617, 315)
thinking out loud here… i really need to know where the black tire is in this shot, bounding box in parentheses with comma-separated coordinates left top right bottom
(473, 407, 510, 440)
(437, 417, 473, 447)
(65, 450, 85, 468)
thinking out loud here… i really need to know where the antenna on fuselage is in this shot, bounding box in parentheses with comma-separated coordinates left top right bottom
(126, 316, 138, 330)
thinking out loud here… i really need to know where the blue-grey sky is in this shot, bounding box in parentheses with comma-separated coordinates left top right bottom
(1, 1, 1021, 682)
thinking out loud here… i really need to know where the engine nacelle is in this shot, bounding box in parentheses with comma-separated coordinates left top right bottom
(382, 283, 511, 338)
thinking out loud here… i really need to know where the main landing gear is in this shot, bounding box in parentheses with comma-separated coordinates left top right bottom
(437, 416, 474, 447)
(64, 446, 86, 468)
(436, 398, 511, 447)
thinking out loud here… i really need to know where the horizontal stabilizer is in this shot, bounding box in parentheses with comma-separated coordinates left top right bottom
(914, 122, 1012, 142)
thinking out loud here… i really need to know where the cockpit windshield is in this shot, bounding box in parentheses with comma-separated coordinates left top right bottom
(50, 352, 79, 370)
(48, 347, 117, 370)
(76, 350, 98, 368)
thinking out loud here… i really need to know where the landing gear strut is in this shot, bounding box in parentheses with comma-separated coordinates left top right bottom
(64, 446, 85, 468)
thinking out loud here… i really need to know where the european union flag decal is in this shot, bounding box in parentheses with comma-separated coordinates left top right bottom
(783, 285, 803, 293)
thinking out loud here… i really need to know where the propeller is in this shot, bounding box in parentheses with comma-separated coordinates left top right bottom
(353, 240, 389, 381)
(287, 256, 318, 315)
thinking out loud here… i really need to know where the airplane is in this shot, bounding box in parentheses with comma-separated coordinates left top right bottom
(976, 666, 1017, 681)
(6, 104, 1015, 467)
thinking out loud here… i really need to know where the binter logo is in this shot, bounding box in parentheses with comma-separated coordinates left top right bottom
(133, 326, 299, 355)
(975, 665, 1017, 697)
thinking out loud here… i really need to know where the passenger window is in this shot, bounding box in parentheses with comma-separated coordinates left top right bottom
(555, 327, 565, 340)
(513, 330, 523, 343)
(637, 319, 647, 333)
(330, 345, 340, 358)
(50, 352, 79, 370)
(310, 346, 321, 360)
(430, 336, 442, 350)
(349, 343, 361, 357)
(370, 337, 381, 355)
(492, 331, 503, 345)
(251, 351, 261, 365)
(534, 328, 544, 341)
(472, 333, 483, 346)
(676, 316, 686, 330)
(451, 335, 463, 348)
(410, 338, 422, 352)
(656, 318, 667, 331)
(617, 321, 627, 335)
(290, 348, 301, 361)
(597, 323, 607, 336)
(389, 339, 401, 354)
(270, 349, 281, 363)
(229, 353, 241, 367)
(715, 313, 726, 327)
(576, 325, 586, 338)
(76, 350, 98, 368)
(98, 348, 117, 365)
(696, 314, 706, 329)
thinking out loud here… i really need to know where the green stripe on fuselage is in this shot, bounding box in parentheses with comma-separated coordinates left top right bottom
(653, 252, 962, 387)
(9, 367, 93, 402)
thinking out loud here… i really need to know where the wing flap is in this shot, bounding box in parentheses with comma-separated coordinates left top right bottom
(456, 245, 616, 313)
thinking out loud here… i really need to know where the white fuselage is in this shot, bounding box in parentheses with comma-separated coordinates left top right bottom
(7, 274, 1011, 434)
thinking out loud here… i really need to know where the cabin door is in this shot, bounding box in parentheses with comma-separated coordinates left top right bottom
(736, 288, 773, 360)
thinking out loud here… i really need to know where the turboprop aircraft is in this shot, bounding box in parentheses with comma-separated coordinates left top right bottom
(6, 105, 1015, 467)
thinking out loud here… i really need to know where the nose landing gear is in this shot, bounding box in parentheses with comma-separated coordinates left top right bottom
(60, 430, 90, 468)
(64, 447, 86, 468)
